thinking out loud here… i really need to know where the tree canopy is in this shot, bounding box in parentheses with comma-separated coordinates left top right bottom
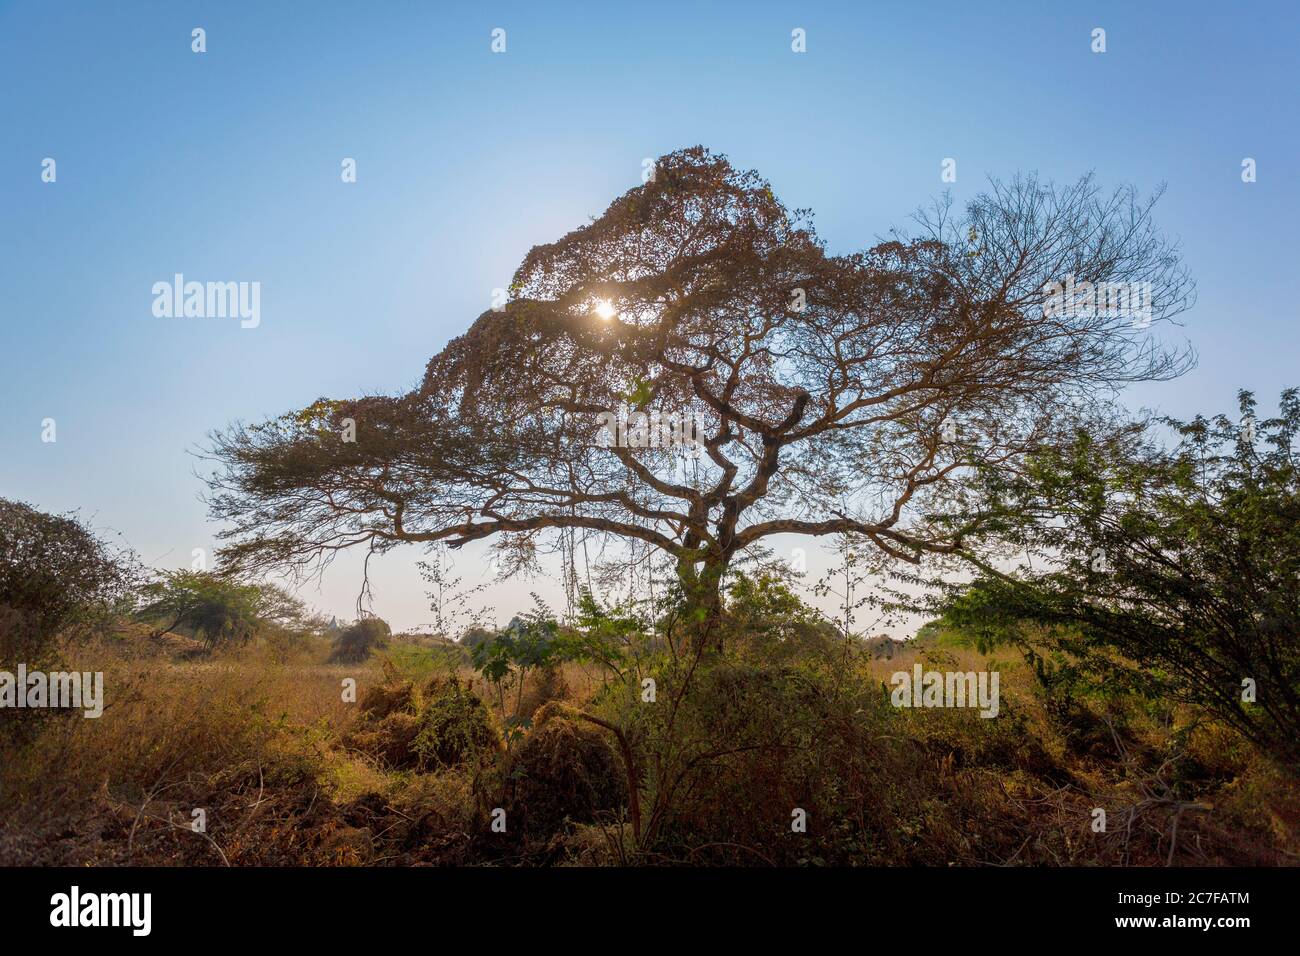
(135, 570, 311, 649)
(206, 146, 1194, 644)
(329, 616, 391, 664)
(0, 498, 137, 665)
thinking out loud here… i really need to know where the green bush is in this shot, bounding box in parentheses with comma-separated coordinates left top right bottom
(329, 617, 391, 663)
(506, 708, 628, 837)
(0, 498, 137, 667)
(412, 676, 500, 771)
(345, 675, 498, 772)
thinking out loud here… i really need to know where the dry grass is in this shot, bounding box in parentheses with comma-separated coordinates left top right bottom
(0, 625, 1295, 867)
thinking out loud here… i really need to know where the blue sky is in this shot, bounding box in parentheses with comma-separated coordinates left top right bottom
(2, 1, 1297, 633)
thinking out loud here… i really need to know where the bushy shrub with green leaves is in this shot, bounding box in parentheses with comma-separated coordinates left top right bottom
(0, 498, 137, 667)
(329, 616, 391, 663)
(412, 675, 500, 770)
(941, 389, 1300, 772)
(345, 674, 498, 771)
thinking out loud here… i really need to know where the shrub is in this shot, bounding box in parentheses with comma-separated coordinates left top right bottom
(506, 707, 627, 836)
(329, 617, 391, 663)
(0, 499, 137, 667)
(721, 572, 842, 663)
(518, 664, 570, 721)
(412, 676, 500, 771)
(458, 626, 496, 651)
(358, 679, 418, 721)
(345, 675, 498, 772)
(942, 389, 1300, 773)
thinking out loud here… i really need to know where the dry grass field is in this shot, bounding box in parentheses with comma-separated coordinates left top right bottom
(3, 622, 1295, 867)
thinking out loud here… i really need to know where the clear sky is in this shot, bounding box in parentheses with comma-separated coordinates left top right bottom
(2, 1, 1297, 634)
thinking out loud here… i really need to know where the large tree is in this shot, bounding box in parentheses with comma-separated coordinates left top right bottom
(206, 147, 1193, 646)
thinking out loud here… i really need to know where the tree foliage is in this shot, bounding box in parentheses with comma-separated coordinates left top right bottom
(470, 609, 580, 741)
(135, 570, 308, 649)
(206, 146, 1194, 645)
(0, 498, 137, 665)
(940, 389, 1300, 771)
(329, 616, 392, 663)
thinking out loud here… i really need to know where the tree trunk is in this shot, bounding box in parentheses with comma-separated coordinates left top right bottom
(678, 556, 727, 653)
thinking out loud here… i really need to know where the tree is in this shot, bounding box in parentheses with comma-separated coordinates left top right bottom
(457, 625, 496, 651)
(938, 390, 1300, 771)
(329, 616, 391, 663)
(206, 146, 1193, 650)
(812, 531, 879, 640)
(470, 609, 566, 745)
(418, 543, 490, 638)
(724, 571, 841, 662)
(135, 570, 274, 648)
(0, 499, 137, 666)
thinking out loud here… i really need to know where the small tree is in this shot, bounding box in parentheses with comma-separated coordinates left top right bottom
(418, 543, 490, 638)
(135, 570, 265, 648)
(329, 616, 391, 663)
(812, 531, 879, 641)
(471, 607, 569, 744)
(939, 389, 1300, 771)
(0, 499, 137, 666)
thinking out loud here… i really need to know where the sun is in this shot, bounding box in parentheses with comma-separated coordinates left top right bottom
(593, 299, 617, 320)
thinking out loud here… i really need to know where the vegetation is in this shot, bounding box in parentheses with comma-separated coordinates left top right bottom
(343, 673, 499, 772)
(937, 389, 1300, 772)
(137, 571, 281, 649)
(329, 617, 392, 664)
(0, 498, 137, 668)
(1, 150, 1295, 869)
(2, 576, 1295, 866)
(204, 147, 1193, 648)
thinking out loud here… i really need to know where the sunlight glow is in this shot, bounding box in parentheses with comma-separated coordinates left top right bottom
(593, 299, 617, 320)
